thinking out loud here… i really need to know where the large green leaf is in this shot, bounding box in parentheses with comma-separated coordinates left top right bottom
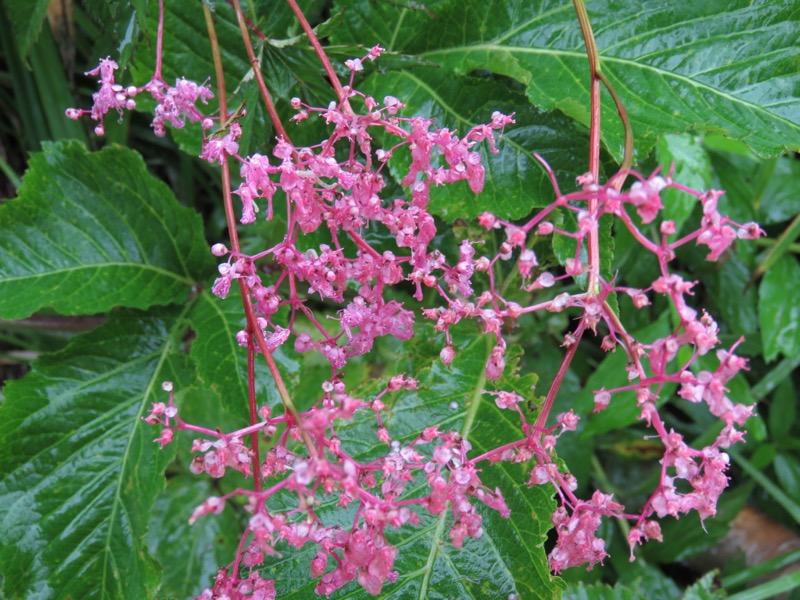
(147, 475, 243, 599)
(0, 307, 195, 599)
(0, 141, 210, 320)
(335, 0, 800, 160)
(4, 0, 148, 63)
(758, 254, 800, 362)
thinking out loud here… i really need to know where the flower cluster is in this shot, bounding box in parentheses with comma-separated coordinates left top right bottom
(66, 57, 213, 137)
(76, 10, 763, 596)
(145, 379, 512, 597)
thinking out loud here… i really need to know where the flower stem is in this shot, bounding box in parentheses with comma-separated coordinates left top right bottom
(285, 0, 349, 107)
(572, 0, 601, 295)
(203, 2, 317, 459)
(154, 0, 165, 80)
(231, 0, 290, 142)
(247, 338, 262, 491)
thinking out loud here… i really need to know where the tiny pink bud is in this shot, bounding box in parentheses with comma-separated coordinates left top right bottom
(154, 428, 173, 448)
(537, 221, 554, 235)
(633, 293, 650, 308)
(387, 374, 406, 391)
(440, 345, 455, 366)
(211, 243, 228, 256)
(478, 212, 497, 229)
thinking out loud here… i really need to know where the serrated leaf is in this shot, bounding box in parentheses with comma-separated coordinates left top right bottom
(335, 0, 800, 160)
(758, 255, 800, 362)
(0, 307, 196, 599)
(188, 287, 253, 417)
(0, 141, 210, 320)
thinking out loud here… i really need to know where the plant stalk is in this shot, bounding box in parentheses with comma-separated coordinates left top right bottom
(203, 2, 317, 458)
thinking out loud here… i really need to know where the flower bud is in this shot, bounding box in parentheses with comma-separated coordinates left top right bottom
(440, 345, 455, 366)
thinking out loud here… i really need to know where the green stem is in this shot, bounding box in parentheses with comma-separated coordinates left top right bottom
(0, 155, 22, 190)
(753, 237, 800, 254)
(572, 0, 601, 295)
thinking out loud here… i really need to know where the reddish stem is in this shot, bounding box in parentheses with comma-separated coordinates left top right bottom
(247, 338, 262, 491)
(536, 322, 587, 430)
(231, 0, 291, 141)
(573, 0, 602, 295)
(154, 0, 165, 80)
(285, 0, 349, 106)
(203, 2, 317, 459)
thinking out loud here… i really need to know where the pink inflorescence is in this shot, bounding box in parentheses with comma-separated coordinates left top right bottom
(136, 45, 763, 596)
(66, 57, 213, 137)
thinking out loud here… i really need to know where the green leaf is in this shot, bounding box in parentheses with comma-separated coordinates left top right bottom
(563, 581, 639, 600)
(3, 0, 50, 60)
(682, 571, 725, 600)
(758, 255, 800, 362)
(773, 453, 800, 502)
(0, 141, 210, 320)
(563, 567, 687, 600)
(188, 287, 253, 417)
(0, 307, 196, 599)
(336, 0, 800, 160)
(756, 156, 800, 226)
(705, 255, 758, 337)
(767, 378, 796, 442)
(147, 475, 242, 599)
